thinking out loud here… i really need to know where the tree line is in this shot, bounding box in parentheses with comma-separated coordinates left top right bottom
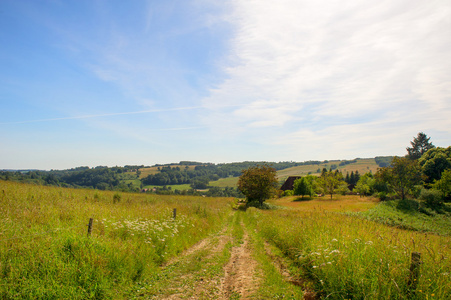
(0, 160, 325, 194)
(275, 133, 450, 209)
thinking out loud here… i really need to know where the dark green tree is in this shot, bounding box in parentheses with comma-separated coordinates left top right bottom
(418, 146, 451, 184)
(293, 176, 314, 199)
(432, 169, 451, 200)
(238, 165, 278, 207)
(318, 170, 344, 199)
(355, 173, 375, 197)
(376, 156, 422, 200)
(407, 132, 435, 160)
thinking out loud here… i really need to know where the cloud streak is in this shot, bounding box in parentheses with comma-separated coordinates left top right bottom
(0, 106, 206, 125)
(1, 104, 246, 126)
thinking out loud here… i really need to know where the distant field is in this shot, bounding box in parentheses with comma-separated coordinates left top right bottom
(136, 166, 160, 178)
(275, 164, 322, 179)
(123, 179, 141, 188)
(142, 183, 192, 191)
(339, 158, 380, 175)
(209, 176, 239, 188)
(125, 165, 200, 179)
(276, 158, 380, 182)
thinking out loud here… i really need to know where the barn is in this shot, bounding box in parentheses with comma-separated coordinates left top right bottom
(280, 176, 302, 191)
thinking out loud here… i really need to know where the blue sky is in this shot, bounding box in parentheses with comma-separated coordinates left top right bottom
(1, 0, 450, 170)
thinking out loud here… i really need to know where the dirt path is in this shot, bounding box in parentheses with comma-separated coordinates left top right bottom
(139, 213, 262, 299)
(221, 229, 260, 299)
(159, 227, 233, 299)
(134, 211, 307, 299)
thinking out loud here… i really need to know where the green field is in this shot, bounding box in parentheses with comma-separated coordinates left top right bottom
(142, 183, 192, 191)
(127, 165, 200, 179)
(2, 180, 450, 299)
(276, 158, 380, 182)
(209, 176, 239, 188)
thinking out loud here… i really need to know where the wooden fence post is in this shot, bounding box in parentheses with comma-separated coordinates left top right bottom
(407, 252, 421, 295)
(173, 208, 177, 219)
(87, 218, 93, 237)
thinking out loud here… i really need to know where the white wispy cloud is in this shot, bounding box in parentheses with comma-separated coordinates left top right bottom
(202, 0, 451, 158)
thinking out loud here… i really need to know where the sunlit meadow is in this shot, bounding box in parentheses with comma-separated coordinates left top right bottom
(247, 205, 451, 299)
(0, 180, 233, 299)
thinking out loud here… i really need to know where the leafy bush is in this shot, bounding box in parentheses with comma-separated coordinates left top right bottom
(113, 192, 122, 203)
(283, 190, 294, 197)
(419, 188, 444, 209)
(377, 192, 397, 201)
(396, 198, 419, 211)
(246, 200, 275, 209)
(378, 192, 387, 201)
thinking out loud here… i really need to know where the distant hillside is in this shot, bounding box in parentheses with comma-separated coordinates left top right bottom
(0, 157, 392, 193)
(210, 157, 392, 188)
(277, 157, 389, 181)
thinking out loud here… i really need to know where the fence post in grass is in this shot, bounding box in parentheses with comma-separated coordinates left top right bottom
(407, 252, 421, 295)
(87, 218, 93, 237)
(173, 208, 177, 220)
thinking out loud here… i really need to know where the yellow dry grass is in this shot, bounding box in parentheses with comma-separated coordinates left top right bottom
(271, 194, 379, 212)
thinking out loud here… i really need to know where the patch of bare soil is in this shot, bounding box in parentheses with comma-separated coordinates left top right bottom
(221, 231, 260, 299)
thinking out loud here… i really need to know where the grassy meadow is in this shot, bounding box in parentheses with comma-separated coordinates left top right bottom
(256, 196, 451, 299)
(1, 180, 450, 299)
(0, 180, 233, 299)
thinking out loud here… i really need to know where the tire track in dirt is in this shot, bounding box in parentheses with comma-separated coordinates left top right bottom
(155, 225, 232, 299)
(220, 225, 260, 299)
(143, 214, 262, 299)
(164, 225, 230, 268)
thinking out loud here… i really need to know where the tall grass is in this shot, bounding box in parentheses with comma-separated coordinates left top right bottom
(0, 180, 233, 299)
(358, 199, 451, 236)
(247, 207, 451, 299)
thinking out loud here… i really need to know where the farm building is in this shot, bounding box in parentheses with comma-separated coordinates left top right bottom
(280, 176, 302, 191)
